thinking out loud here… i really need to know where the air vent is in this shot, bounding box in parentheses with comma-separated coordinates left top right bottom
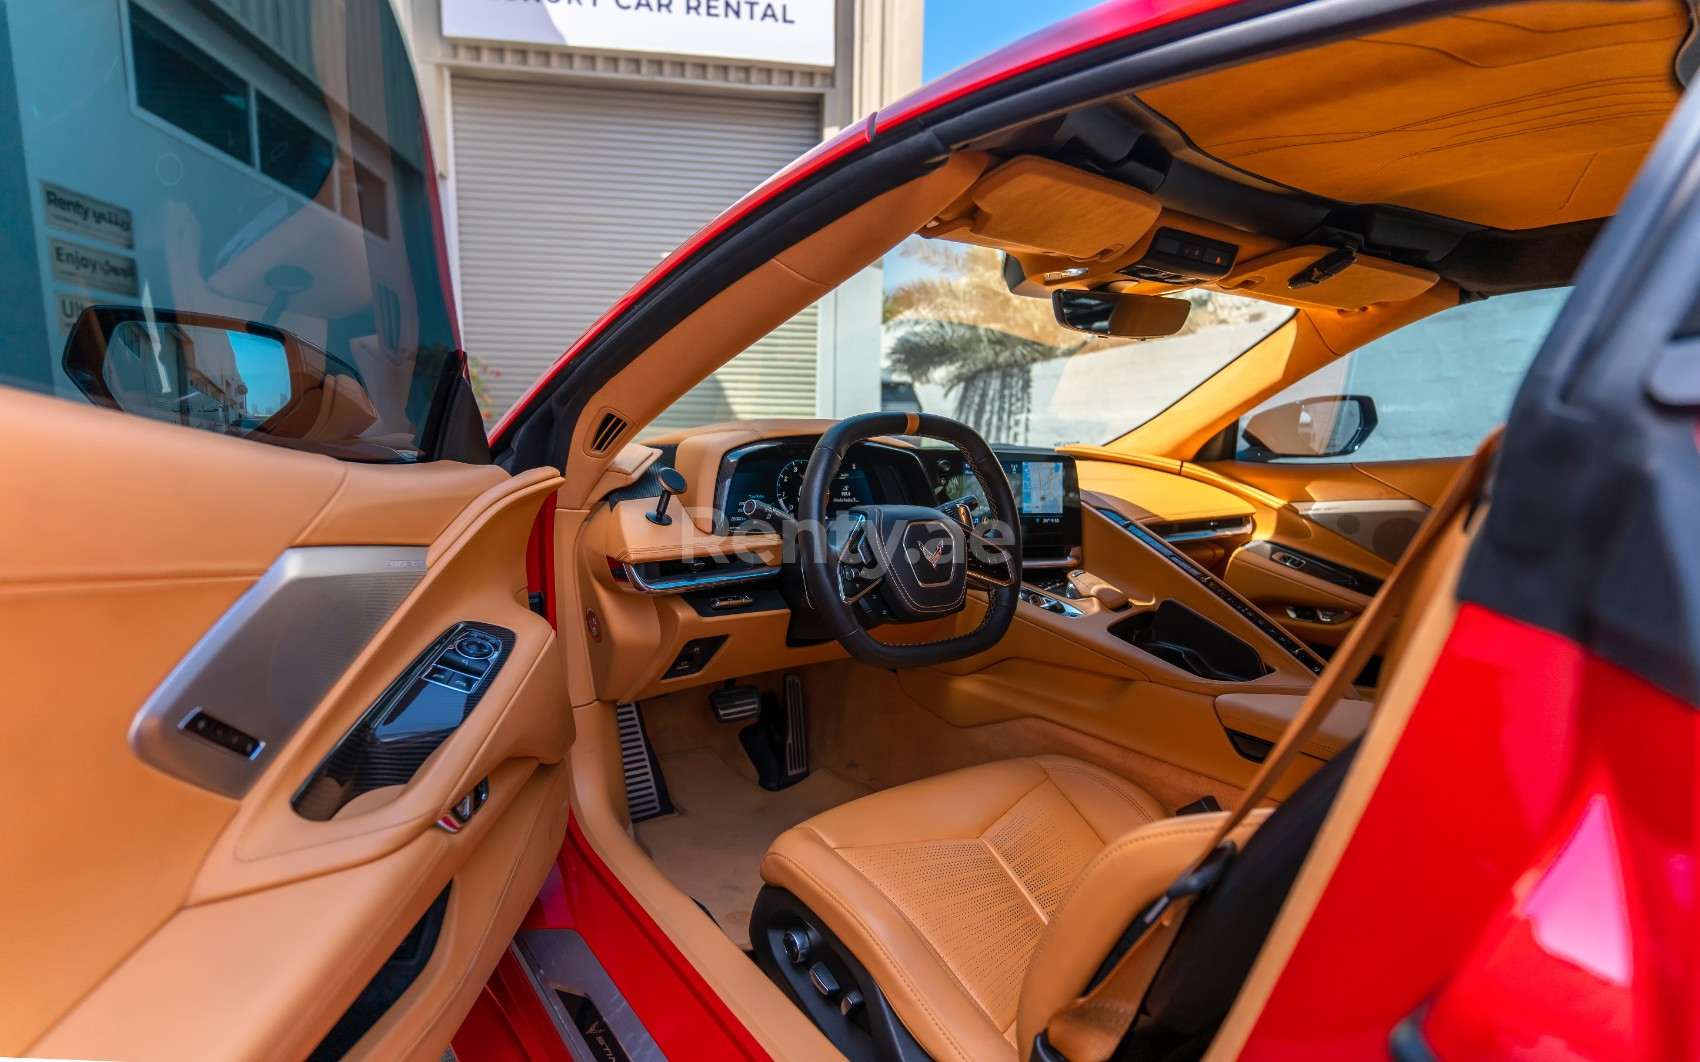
(588, 409, 630, 455)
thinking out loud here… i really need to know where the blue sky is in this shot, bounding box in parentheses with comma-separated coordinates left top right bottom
(921, 0, 1107, 82)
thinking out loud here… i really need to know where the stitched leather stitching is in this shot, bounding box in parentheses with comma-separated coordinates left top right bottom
(1038, 760, 1164, 829)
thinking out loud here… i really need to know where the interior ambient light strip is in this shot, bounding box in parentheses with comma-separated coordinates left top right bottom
(1094, 508, 1325, 675)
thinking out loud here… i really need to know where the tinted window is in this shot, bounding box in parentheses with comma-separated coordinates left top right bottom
(131, 6, 250, 164)
(0, 0, 469, 462)
(1234, 287, 1571, 463)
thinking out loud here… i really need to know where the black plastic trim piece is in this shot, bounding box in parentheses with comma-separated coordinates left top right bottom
(751, 885, 933, 1062)
(306, 885, 451, 1062)
(1241, 539, 1384, 596)
(293, 622, 516, 820)
(603, 444, 680, 508)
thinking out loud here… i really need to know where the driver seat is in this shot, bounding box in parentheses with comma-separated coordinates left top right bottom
(754, 754, 1272, 1062)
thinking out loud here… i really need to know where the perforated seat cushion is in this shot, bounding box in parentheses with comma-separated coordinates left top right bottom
(760, 755, 1166, 1062)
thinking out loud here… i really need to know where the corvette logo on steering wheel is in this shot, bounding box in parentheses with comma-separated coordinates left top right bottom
(918, 536, 952, 569)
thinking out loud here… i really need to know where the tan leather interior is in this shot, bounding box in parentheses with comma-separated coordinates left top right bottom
(1221, 245, 1438, 311)
(761, 755, 1170, 1062)
(1138, 0, 1687, 230)
(638, 419, 913, 536)
(4, 386, 572, 1061)
(1214, 693, 1370, 761)
(930, 155, 1163, 260)
(1014, 809, 1269, 1060)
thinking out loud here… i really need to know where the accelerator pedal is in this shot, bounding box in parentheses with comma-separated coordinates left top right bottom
(614, 702, 673, 822)
(739, 674, 810, 791)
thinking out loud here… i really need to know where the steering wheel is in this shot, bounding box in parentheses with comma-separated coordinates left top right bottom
(796, 412, 1022, 669)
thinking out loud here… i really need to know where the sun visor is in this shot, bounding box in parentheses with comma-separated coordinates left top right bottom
(932, 156, 1161, 261)
(1224, 245, 1438, 310)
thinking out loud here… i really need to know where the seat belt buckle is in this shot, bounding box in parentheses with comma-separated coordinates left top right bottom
(1141, 839, 1238, 926)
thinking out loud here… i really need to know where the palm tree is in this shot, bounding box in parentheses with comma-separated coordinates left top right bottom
(883, 240, 1270, 442)
(884, 242, 1107, 442)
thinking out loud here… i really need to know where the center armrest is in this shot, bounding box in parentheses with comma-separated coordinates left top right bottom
(1213, 692, 1373, 760)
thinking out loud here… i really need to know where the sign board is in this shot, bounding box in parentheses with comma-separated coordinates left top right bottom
(441, 0, 835, 68)
(49, 238, 139, 296)
(42, 182, 133, 248)
(55, 292, 95, 335)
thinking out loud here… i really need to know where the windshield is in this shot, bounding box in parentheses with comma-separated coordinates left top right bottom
(0, 0, 463, 461)
(879, 240, 1293, 448)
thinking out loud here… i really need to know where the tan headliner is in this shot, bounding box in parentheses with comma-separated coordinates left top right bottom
(1137, 0, 1687, 230)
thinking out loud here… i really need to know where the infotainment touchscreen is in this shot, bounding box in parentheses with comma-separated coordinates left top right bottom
(937, 451, 1081, 564)
(1018, 461, 1067, 517)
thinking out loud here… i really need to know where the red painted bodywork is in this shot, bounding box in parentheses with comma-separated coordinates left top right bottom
(454, 820, 772, 1062)
(877, 0, 1243, 130)
(1237, 604, 1698, 1061)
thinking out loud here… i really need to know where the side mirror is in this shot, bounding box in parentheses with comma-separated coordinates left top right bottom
(62, 306, 375, 442)
(1052, 289, 1190, 338)
(1241, 394, 1378, 459)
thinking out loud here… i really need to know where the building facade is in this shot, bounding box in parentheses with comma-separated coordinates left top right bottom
(393, 0, 924, 424)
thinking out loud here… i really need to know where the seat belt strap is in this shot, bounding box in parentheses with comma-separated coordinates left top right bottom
(1039, 432, 1499, 1062)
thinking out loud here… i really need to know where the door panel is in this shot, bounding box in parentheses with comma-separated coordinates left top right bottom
(1202, 458, 1435, 645)
(1207, 456, 1456, 562)
(3, 388, 571, 1060)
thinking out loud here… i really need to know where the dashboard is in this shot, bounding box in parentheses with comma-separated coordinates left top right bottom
(715, 436, 1083, 564)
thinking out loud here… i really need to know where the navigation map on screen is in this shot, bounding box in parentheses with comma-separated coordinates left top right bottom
(1020, 461, 1066, 515)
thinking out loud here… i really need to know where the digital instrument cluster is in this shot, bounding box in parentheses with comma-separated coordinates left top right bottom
(719, 441, 925, 530)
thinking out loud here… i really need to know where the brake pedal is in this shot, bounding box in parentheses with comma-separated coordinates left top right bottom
(710, 683, 761, 723)
(738, 674, 810, 791)
(615, 702, 673, 822)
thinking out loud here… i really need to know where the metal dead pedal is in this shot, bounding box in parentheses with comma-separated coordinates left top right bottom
(615, 702, 673, 822)
(710, 683, 761, 723)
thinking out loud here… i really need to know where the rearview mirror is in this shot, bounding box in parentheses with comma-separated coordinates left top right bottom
(1241, 394, 1378, 459)
(62, 306, 375, 442)
(1052, 289, 1191, 338)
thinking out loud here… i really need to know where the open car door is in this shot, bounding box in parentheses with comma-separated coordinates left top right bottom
(1, 3, 574, 1058)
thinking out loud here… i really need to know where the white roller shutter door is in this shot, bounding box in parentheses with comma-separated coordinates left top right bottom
(450, 78, 822, 423)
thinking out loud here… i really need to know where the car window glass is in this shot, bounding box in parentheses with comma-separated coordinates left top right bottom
(652, 240, 1295, 448)
(1233, 286, 1573, 463)
(0, 0, 465, 462)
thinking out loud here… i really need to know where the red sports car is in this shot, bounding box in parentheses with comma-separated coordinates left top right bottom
(3, 0, 1694, 1060)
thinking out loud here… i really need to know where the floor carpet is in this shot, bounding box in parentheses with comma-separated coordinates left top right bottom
(636, 747, 871, 950)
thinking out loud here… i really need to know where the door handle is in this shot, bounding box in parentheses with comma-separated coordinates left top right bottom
(436, 777, 490, 833)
